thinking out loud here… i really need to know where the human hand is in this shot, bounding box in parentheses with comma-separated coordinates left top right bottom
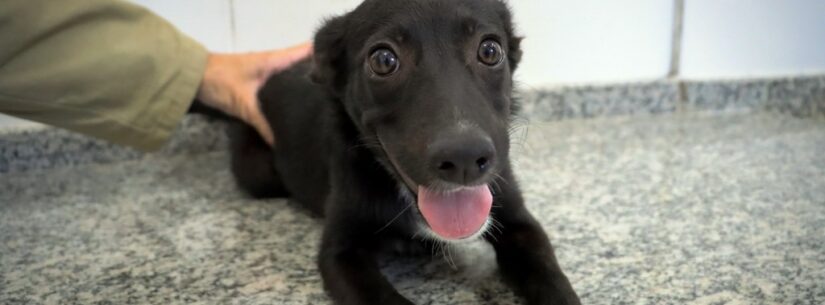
(196, 42, 312, 146)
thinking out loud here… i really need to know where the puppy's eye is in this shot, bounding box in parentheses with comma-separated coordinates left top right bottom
(478, 40, 504, 66)
(369, 48, 400, 76)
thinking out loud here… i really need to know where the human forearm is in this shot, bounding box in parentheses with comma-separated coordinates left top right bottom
(0, 0, 207, 151)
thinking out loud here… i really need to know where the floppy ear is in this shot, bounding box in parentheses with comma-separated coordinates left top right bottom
(507, 36, 523, 71)
(310, 16, 348, 93)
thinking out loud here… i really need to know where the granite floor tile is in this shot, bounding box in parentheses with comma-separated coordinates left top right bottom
(1, 112, 824, 305)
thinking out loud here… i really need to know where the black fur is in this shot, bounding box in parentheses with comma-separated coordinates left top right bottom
(226, 1, 580, 304)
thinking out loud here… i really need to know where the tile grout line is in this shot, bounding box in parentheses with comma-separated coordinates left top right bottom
(666, 0, 689, 175)
(229, 0, 238, 51)
(669, 0, 689, 112)
(667, 0, 685, 80)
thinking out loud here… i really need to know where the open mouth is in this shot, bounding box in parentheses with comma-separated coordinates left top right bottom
(375, 136, 494, 240)
(416, 185, 493, 240)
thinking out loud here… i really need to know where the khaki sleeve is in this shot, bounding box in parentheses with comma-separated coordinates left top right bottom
(0, 0, 208, 151)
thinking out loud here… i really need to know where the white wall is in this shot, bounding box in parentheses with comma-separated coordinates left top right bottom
(130, 0, 677, 87)
(512, 0, 674, 87)
(0, 115, 32, 127)
(3, 0, 825, 127)
(136, 0, 235, 52)
(681, 0, 825, 80)
(21, 0, 825, 87)
(121, 0, 825, 83)
(232, 0, 361, 52)
(131, 0, 362, 52)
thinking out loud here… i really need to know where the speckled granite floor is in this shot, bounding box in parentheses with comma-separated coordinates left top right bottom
(1, 111, 824, 305)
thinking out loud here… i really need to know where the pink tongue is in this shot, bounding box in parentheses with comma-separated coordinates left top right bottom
(417, 185, 493, 240)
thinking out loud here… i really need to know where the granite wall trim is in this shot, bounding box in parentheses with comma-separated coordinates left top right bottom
(520, 75, 825, 121)
(684, 75, 825, 117)
(1, 75, 823, 174)
(518, 81, 681, 121)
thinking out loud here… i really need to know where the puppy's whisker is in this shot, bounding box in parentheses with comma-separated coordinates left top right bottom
(348, 141, 384, 153)
(351, 138, 383, 150)
(482, 227, 499, 243)
(508, 118, 530, 151)
(436, 240, 456, 270)
(374, 202, 414, 234)
(491, 172, 510, 191)
(488, 217, 504, 236)
(434, 240, 444, 261)
(444, 242, 458, 270)
(488, 181, 498, 195)
(489, 176, 504, 195)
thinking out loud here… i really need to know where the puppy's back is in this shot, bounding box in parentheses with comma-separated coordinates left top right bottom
(230, 59, 333, 214)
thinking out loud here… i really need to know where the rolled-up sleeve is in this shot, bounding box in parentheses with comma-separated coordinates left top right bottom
(0, 0, 208, 151)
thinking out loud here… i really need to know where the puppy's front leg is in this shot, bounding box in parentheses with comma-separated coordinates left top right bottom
(488, 171, 580, 305)
(318, 224, 414, 305)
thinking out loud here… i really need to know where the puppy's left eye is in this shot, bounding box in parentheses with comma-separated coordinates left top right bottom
(369, 48, 400, 76)
(478, 40, 504, 66)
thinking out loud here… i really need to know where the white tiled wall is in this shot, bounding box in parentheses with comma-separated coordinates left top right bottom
(0, 0, 237, 127)
(111, 0, 825, 84)
(0, 115, 32, 127)
(681, 0, 825, 79)
(4, 0, 825, 127)
(131, 0, 677, 87)
(133, 0, 235, 52)
(512, 0, 674, 86)
(229, 0, 679, 75)
(232, 0, 361, 52)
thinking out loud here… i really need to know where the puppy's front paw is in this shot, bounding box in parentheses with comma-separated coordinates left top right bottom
(530, 293, 581, 305)
(388, 299, 416, 305)
(524, 278, 581, 305)
(545, 294, 581, 305)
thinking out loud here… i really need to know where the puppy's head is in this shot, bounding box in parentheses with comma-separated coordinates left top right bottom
(312, 0, 522, 241)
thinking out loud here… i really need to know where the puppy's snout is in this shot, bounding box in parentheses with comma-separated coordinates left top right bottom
(428, 130, 496, 185)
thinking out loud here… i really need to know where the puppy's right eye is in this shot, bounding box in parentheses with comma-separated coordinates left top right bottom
(369, 48, 399, 76)
(478, 39, 504, 66)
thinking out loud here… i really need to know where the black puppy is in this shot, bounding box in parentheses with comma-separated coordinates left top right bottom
(227, 0, 580, 304)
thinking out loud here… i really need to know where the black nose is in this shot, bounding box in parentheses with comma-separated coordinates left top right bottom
(428, 130, 496, 184)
